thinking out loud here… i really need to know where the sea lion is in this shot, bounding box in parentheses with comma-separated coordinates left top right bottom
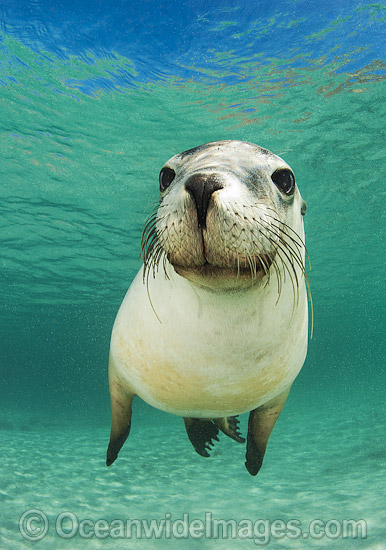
(106, 140, 310, 476)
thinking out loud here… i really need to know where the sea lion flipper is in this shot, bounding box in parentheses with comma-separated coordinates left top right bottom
(214, 416, 245, 443)
(106, 364, 135, 467)
(245, 387, 291, 476)
(184, 418, 220, 457)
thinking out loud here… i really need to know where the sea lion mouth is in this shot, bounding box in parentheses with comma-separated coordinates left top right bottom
(142, 202, 300, 277)
(140, 190, 310, 298)
(172, 253, 274, 280)
(141, 208, 310, 307)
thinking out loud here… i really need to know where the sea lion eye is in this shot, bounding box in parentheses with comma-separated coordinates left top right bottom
(159, 167, 175, 192)
(271, 168, 295, 196)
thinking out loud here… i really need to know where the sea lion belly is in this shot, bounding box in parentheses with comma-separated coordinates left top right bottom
(110, 265, 308, 418)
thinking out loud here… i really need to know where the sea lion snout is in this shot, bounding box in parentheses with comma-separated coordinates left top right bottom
(185, 173, 224, 229)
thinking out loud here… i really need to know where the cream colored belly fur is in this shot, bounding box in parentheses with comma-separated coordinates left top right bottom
(110, 264, 308, 418)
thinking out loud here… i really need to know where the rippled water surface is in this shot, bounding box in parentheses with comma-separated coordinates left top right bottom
(1, 1, 385, 548)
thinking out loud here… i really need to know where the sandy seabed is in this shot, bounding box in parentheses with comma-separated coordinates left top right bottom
(1, 399, 385, 549)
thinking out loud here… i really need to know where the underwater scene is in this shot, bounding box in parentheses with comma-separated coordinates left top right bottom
(1, 0, 385, 548)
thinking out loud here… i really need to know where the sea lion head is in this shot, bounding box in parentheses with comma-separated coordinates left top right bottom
(142, 140, 307, 292)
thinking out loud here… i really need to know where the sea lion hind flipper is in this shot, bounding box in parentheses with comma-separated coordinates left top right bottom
(213, 416, 245, 443)
(184, 418, 220, 457)
(106, 367, 135, 467)
(245, 387, 291, 476)
(106, 423, 131, 467)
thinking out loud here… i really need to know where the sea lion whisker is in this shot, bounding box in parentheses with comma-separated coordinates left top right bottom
(152, 245, 165, 276)
(256, 253, 268, 277)
(276, 239, 300, 305)
(274, 231, 306, 292)
(258, 220, 305, 281)
(162, 254, 169, 279)
(142, 216, 157, 232)
(252, 254, 258, 280)
(273, 226, 303, 257)
(264, 211, 304, 243)
(248, 254, 255, 281)
(257, 252, 272, 288)
(269, 223, 304, 263)
(243, 203, 309, 307)
(141, 227, 158, 255)
(142, 224, 167, 282)
(142, 238, 157, 274)
(266, 217, 304, 251)
(268, 254, 281, 300)
(254, 222, 299, 306)
(266, 225, 305, 278)
(143, 202, 161, 219)
(303, 268, 314, 338)
(275, 246, 298, 310)
(144, 260, 162, 325)
(141, 222, 158, 255)
(246, 254, 255, 282)
(266, 214, 311, 270)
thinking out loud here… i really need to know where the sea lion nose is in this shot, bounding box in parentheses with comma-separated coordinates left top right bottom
(185, 174, 223, 229)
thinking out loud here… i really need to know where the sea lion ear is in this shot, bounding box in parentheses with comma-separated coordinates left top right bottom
(301, 200, 307, 216)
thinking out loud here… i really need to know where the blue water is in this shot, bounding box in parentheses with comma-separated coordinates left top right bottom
(1, 1, 385, 548)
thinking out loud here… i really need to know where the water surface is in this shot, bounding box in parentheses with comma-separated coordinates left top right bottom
(1, 1, 385, 548)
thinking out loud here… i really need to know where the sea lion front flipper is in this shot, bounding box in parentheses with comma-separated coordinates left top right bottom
(106, 363, 135, 467)
(213, 416, 245, 443)
(245, 387, 291, 476)
(184, 418, 220, 457)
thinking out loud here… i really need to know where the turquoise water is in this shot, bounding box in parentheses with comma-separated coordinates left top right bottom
(1, 1, 385, 548)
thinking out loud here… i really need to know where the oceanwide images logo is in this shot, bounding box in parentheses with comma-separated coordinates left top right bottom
(19, 510, 367, 545)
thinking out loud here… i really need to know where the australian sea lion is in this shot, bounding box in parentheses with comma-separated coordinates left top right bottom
(106, 140, 310, 475)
